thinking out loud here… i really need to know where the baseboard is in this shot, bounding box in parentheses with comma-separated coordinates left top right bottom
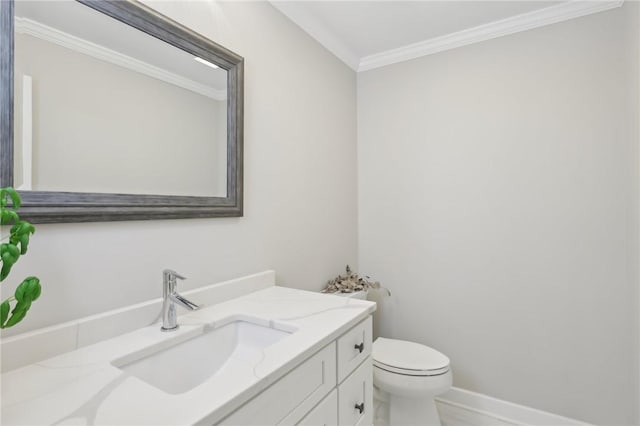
(436, 387, 593, 426)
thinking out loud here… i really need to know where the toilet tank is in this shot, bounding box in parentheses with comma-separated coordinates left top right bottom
(329, 290, 382, 339)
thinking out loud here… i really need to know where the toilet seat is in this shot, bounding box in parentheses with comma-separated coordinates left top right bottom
(373, 337, 450, 376)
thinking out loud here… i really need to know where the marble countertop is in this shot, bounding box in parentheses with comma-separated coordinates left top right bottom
(1, 286, 375, 425)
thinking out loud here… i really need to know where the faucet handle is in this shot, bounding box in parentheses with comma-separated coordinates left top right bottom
(163, 269, 186, 281)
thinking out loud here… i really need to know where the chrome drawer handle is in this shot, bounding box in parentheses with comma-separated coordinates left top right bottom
(354, 342, 364, 353)
(355, 402, 365, 414)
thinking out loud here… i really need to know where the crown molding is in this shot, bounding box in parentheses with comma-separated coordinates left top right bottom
(15, 17, 226, 100)
(358, 0, 624, 72)
(270, 1, 360, 71)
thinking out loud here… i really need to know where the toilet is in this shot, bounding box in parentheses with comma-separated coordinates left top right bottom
(332, 290, 452, 426)
(372, 337, 451, 426)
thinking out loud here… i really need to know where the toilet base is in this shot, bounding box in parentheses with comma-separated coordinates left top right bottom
(374, 387, 442, 426)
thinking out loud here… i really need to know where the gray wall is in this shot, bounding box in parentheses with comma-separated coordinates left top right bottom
(1, 1, 357, 335)
(358, 3, 639, 425)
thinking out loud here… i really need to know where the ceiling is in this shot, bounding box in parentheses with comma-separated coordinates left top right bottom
(270, 0, 623, 71)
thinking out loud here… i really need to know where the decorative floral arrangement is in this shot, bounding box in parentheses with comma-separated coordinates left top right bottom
(322, 265, 390, 295)
(0, 188, 41, 328)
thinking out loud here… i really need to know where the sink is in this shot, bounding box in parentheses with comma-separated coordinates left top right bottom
(112, 319, 292, 394)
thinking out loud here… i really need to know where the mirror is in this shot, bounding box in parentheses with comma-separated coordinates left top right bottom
(0, 0, 244, 223)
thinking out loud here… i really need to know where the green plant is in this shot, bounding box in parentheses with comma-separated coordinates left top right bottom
(0, 187, 41, 328)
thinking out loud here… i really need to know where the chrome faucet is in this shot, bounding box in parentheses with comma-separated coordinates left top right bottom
(161, 269, 199, 332)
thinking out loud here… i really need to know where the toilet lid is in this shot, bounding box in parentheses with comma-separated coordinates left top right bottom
(373, 337, 450, 376)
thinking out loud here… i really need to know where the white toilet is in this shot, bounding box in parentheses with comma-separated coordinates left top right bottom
(332, 290, 452, 426)
(372, 337, 452, 426)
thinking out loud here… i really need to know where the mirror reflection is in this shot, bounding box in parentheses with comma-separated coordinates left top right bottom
(13, 0, 228, 197)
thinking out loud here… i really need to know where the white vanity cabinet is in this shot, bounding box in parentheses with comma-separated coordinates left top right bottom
(1, 280, 377, 426)
(219, 316, 373, 426)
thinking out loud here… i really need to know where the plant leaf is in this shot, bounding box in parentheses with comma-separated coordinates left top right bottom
(18, 277, 41, 301)
(0, 188, 21, 210)
(0, 300, 10, 327)
(15, 280, 27, 302)
(0, 262, 13, 282)
(10, 221, 35, 254)
(19, 234, 30, 255)
(29, 278, 42, 301)
(0, 243, 21, 282)
(0, 209, 19, 226)
(4, 309, 27, 328)
(11, 299, 31, 317)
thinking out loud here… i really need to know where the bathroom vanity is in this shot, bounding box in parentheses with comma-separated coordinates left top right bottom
(0, 272, 375, 425)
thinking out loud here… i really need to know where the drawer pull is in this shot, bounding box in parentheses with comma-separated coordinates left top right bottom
(354, 342, 364, 353)
(355, 402, 365, 414)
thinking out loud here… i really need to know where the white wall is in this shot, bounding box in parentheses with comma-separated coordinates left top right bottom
(358, 3, 639, 426)
(1, 1, 357, 335)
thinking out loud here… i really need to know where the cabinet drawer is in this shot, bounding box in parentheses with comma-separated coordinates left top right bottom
(336, 317, 372, 383)
(297, 389, 338, 426)
(221, 342, 337, 425)
(338, 358, 372, 426)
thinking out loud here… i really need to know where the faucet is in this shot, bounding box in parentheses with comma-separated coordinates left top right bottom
(161, 269, 199, 332)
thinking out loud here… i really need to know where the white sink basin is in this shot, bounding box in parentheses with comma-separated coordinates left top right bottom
(112, 319, 292, 394)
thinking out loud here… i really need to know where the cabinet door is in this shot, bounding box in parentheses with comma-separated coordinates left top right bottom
(338, 358, 372, 426)
(337, 317, 372, 383)
(221, 342, 336, 425)
(297, 389, 338, 426)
